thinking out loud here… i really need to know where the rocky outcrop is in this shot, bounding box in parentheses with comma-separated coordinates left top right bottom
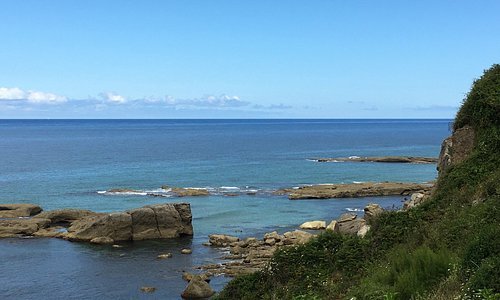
(0, 203, 193, 243)
(364, 203, 384, 222)
(171, 188, 210, 197)
(337, 213, 366, 235)
(311, 156, 438, 164)
(278, 182, 433, 200)
(0, 204, 42, 218)
(181, 275, 215, 299)
(65, 203, 193, 242)
(0, 217, 50, 238)
(200, 230, 315, 277)
(299, 220, 326, 230)
(208, 234, 240, 247)
(438, 126, 475, 174)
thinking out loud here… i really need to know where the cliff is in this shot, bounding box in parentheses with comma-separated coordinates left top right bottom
(216, 65, 500, 299)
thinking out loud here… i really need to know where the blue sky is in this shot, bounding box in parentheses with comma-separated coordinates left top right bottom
(0, 1, 499, 119)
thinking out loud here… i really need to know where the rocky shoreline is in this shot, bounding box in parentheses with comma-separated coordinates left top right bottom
(196, 192, 429, 278)
(309, 156, 438, 164)
(277, 181, 433, 200)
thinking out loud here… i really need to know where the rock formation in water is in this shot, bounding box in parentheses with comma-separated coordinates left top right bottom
(0, 203, 193, 243)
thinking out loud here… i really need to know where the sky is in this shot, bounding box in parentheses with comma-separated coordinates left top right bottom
(0, 1, 499, 119)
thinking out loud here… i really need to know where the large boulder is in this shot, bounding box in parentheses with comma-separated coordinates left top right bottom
(0, 204, 42, 218)
(64, 203, 193, 242)
(299, 220, 326, 230)
(337, 213, 366, 235)
(181, 275, 215, 299)
(363, 203, 383, 222)
(326, 220, 339, 232)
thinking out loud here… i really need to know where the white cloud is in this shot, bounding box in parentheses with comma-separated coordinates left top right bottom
(0, 87, 67, 104)
(100, 92, 127, 104)
(0, 87, 25, 100)
(162, 94, 249, 108)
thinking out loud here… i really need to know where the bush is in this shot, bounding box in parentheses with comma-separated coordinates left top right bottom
(353, 246, 454, 300)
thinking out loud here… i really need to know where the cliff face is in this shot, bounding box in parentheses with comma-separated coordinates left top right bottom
(437, 125, 476, 175)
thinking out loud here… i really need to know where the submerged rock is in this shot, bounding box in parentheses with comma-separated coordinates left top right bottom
(181, 248, 192, 254)
(140, 286, 156, 293)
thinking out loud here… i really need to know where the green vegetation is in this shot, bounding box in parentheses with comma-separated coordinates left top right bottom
(215, 64, 500, 300)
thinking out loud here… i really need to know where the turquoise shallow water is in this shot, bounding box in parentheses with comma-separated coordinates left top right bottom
(0, 119, 450, 299)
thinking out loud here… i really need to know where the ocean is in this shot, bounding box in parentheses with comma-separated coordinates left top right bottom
(0, 119, 450, 299)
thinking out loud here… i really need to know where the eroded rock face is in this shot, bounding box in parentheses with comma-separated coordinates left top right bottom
(0, 204, 42, 218)
(0, 203, 193, 243)
(65, 203, 193, 242)
(0, 218, 50, 238)
(438, 126, 475, 174)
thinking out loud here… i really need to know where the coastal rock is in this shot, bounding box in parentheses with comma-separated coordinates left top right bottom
(326, 220, 339, 232)
(0, 218, 50, 238)
(208, 234, 239, 247)
(437, 126, 475, 174)
(363, 203, 383, 222)
(403, 192, 426, 210)
(65, 212, 133, 242)
(283, 230, 314, 244)
(181, 248, 192, 254)
(299, 220, 326, 230)
(337, 213, 357, 223)
(64, 203, 193, 242)
(281, 182, 433, 200)
(171, 188, 210, 197)
(0, 204, 42, 218)
(357, 225, 371, 238)
(338, 218, 366, 235)
(36, 209, 101, 225)
(263, 231, 281, 241)
(181, 275, 215, 299)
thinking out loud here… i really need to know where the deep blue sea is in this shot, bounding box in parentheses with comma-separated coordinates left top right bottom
(0, 119, 451, 299)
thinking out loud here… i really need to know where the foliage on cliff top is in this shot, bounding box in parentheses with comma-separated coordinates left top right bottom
(455, 64, 500, 131)
(216, 65, 500, 300)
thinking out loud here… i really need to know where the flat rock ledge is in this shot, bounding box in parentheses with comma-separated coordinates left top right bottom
(0, 203, 193, 243)
(277, 182, 433, 200)
(310, 156, 438, 164)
